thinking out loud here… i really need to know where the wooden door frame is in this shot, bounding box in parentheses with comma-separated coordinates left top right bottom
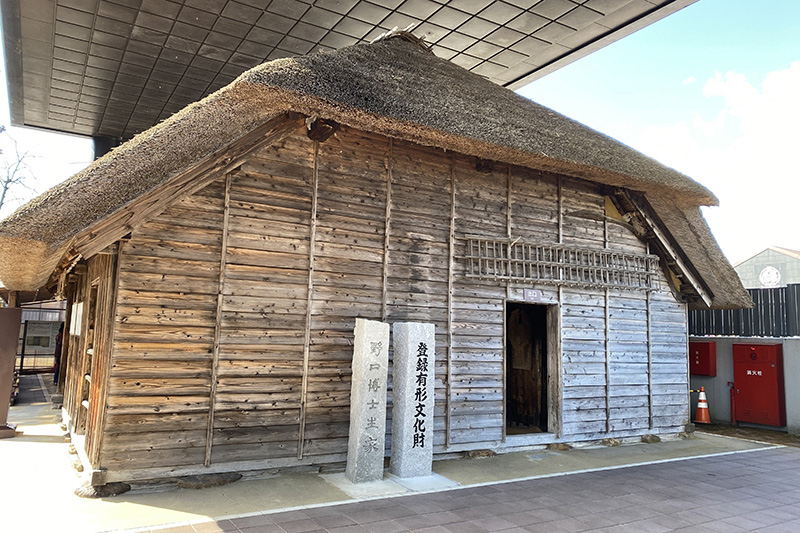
(503, 299, 562, 442)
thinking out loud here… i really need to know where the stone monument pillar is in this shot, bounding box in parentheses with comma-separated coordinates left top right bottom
(345, 318, 390, 483)
(390, 322, 435, 478)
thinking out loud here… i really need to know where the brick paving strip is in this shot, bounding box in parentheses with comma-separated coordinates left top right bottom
(137, 446, 800, 533)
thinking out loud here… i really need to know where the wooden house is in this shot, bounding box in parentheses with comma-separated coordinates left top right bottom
(0, 33, 750, 486)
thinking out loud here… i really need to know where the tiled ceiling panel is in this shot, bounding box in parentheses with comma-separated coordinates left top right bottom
(2, 0, 697, 140)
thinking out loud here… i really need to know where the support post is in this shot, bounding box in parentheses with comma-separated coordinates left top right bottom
(18, 320, 28, 375)
(0, 308, 22, 438)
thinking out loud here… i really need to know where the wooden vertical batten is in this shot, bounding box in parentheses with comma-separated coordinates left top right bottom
(381, 139, 393, 322)
(603, 199, 611, 434)
(58, 282, 76, 395)
(604, 287, 611, 434)
(501, 166, 512, 443)
(557, 177, 563, 244)
(205, 172, 233, 466)
(445, 158, 456, 447)
(647, 289, 654, 429)
(86, 245, 123, 469)
(297, 140, 320, 459)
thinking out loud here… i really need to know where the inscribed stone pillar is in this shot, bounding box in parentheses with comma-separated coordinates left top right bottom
(390, 322, 435, 478)
(345, 318, 390, 483)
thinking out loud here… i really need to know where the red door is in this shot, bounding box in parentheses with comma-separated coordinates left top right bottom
(732, 344, 785, 427)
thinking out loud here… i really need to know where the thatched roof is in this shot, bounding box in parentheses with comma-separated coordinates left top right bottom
(0, 33, 750, 309)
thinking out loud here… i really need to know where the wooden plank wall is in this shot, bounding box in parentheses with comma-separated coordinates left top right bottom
(62, 268, 87, 433)
(100, 180, 225, 471)
(212, 133, 314, 464)
(304, 131, 386, 459)
(387, 141, 456, 446)
(556, 179, 688, 440)
(448, 156, 507, 445)
(98, 125, 688, 479)
(85, 252, 118, 467)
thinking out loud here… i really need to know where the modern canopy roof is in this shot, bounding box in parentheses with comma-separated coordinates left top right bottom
(1, 0, 698, 142)
(0, 33, 750, 309)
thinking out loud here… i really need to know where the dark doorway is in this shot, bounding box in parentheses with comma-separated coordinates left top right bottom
(506, 303, 548, 434)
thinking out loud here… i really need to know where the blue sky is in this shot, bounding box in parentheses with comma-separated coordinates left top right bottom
(2, 0, 799, 264)
(519, 0, 800, 264)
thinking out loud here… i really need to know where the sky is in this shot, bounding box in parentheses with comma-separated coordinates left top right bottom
(1, 0, 799, 265)
(518, 0, 800, 265)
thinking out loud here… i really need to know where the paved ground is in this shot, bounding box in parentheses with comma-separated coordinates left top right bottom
(142, 446, 800, 533)
(15, 372, 55, 404)
(6, 375, 800, 532)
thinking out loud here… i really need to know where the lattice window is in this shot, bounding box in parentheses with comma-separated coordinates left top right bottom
(462, 236, 661, 291)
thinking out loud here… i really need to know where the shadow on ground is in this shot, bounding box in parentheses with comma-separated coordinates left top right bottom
(697, 424, 800, 448)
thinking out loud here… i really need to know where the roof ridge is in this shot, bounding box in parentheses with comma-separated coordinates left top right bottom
(370, 26, 434, 54)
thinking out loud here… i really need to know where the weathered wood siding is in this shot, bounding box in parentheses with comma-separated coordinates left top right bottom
(98, 124, 688, 480)
(101, 181, 224, 471)
(449, 157, 507, 445)
(60, 253, 117, 469)
(62, 266, 87, 435)
(84, 252, 118, 467)
(213, 134, 314, 464)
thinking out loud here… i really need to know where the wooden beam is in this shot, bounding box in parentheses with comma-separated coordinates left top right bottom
(381, 138, 393, 321)
(506, 166, 512, 239)
(446, 158, 455, 448)
(72, 113, 304, 260)
(554, 286, 563, 438)
(90, 241, 125, 468)
(502, 165, 511, 443)
(306, 118, 340, 142)
(604, 194, 611, 434)
(57, 282, 75, 394)
(88, 248, 121, 468)
(297, 140, 320, 459)
(557, 177, 563, 244)
(501, 297, 507, 443)
(646, 220, 712, 307)
(647, 287, 654, 430)
(684, 304, 690, 423)
(204, 172, 233, 467)
(74, 271, 94, 434)
(618, 191, 712, 307)
(604, 287, 610, 434)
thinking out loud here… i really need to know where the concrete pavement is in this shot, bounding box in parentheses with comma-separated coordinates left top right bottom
(157, 446, 800, 533)
(3, 376, 798, 532)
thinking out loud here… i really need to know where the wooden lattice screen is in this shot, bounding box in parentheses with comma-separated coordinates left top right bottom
(462, 236, 661, 291)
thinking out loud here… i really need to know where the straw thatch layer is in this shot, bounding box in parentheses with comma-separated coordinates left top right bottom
(0, 36, 748, 308)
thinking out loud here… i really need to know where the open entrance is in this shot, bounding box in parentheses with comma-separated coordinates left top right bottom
(506, 302, 549, 434)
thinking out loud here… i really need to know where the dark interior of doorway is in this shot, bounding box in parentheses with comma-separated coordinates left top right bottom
(506, 302, 548, 434)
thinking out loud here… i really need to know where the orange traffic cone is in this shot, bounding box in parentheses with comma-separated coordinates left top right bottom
(695, 386, 711, 424)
